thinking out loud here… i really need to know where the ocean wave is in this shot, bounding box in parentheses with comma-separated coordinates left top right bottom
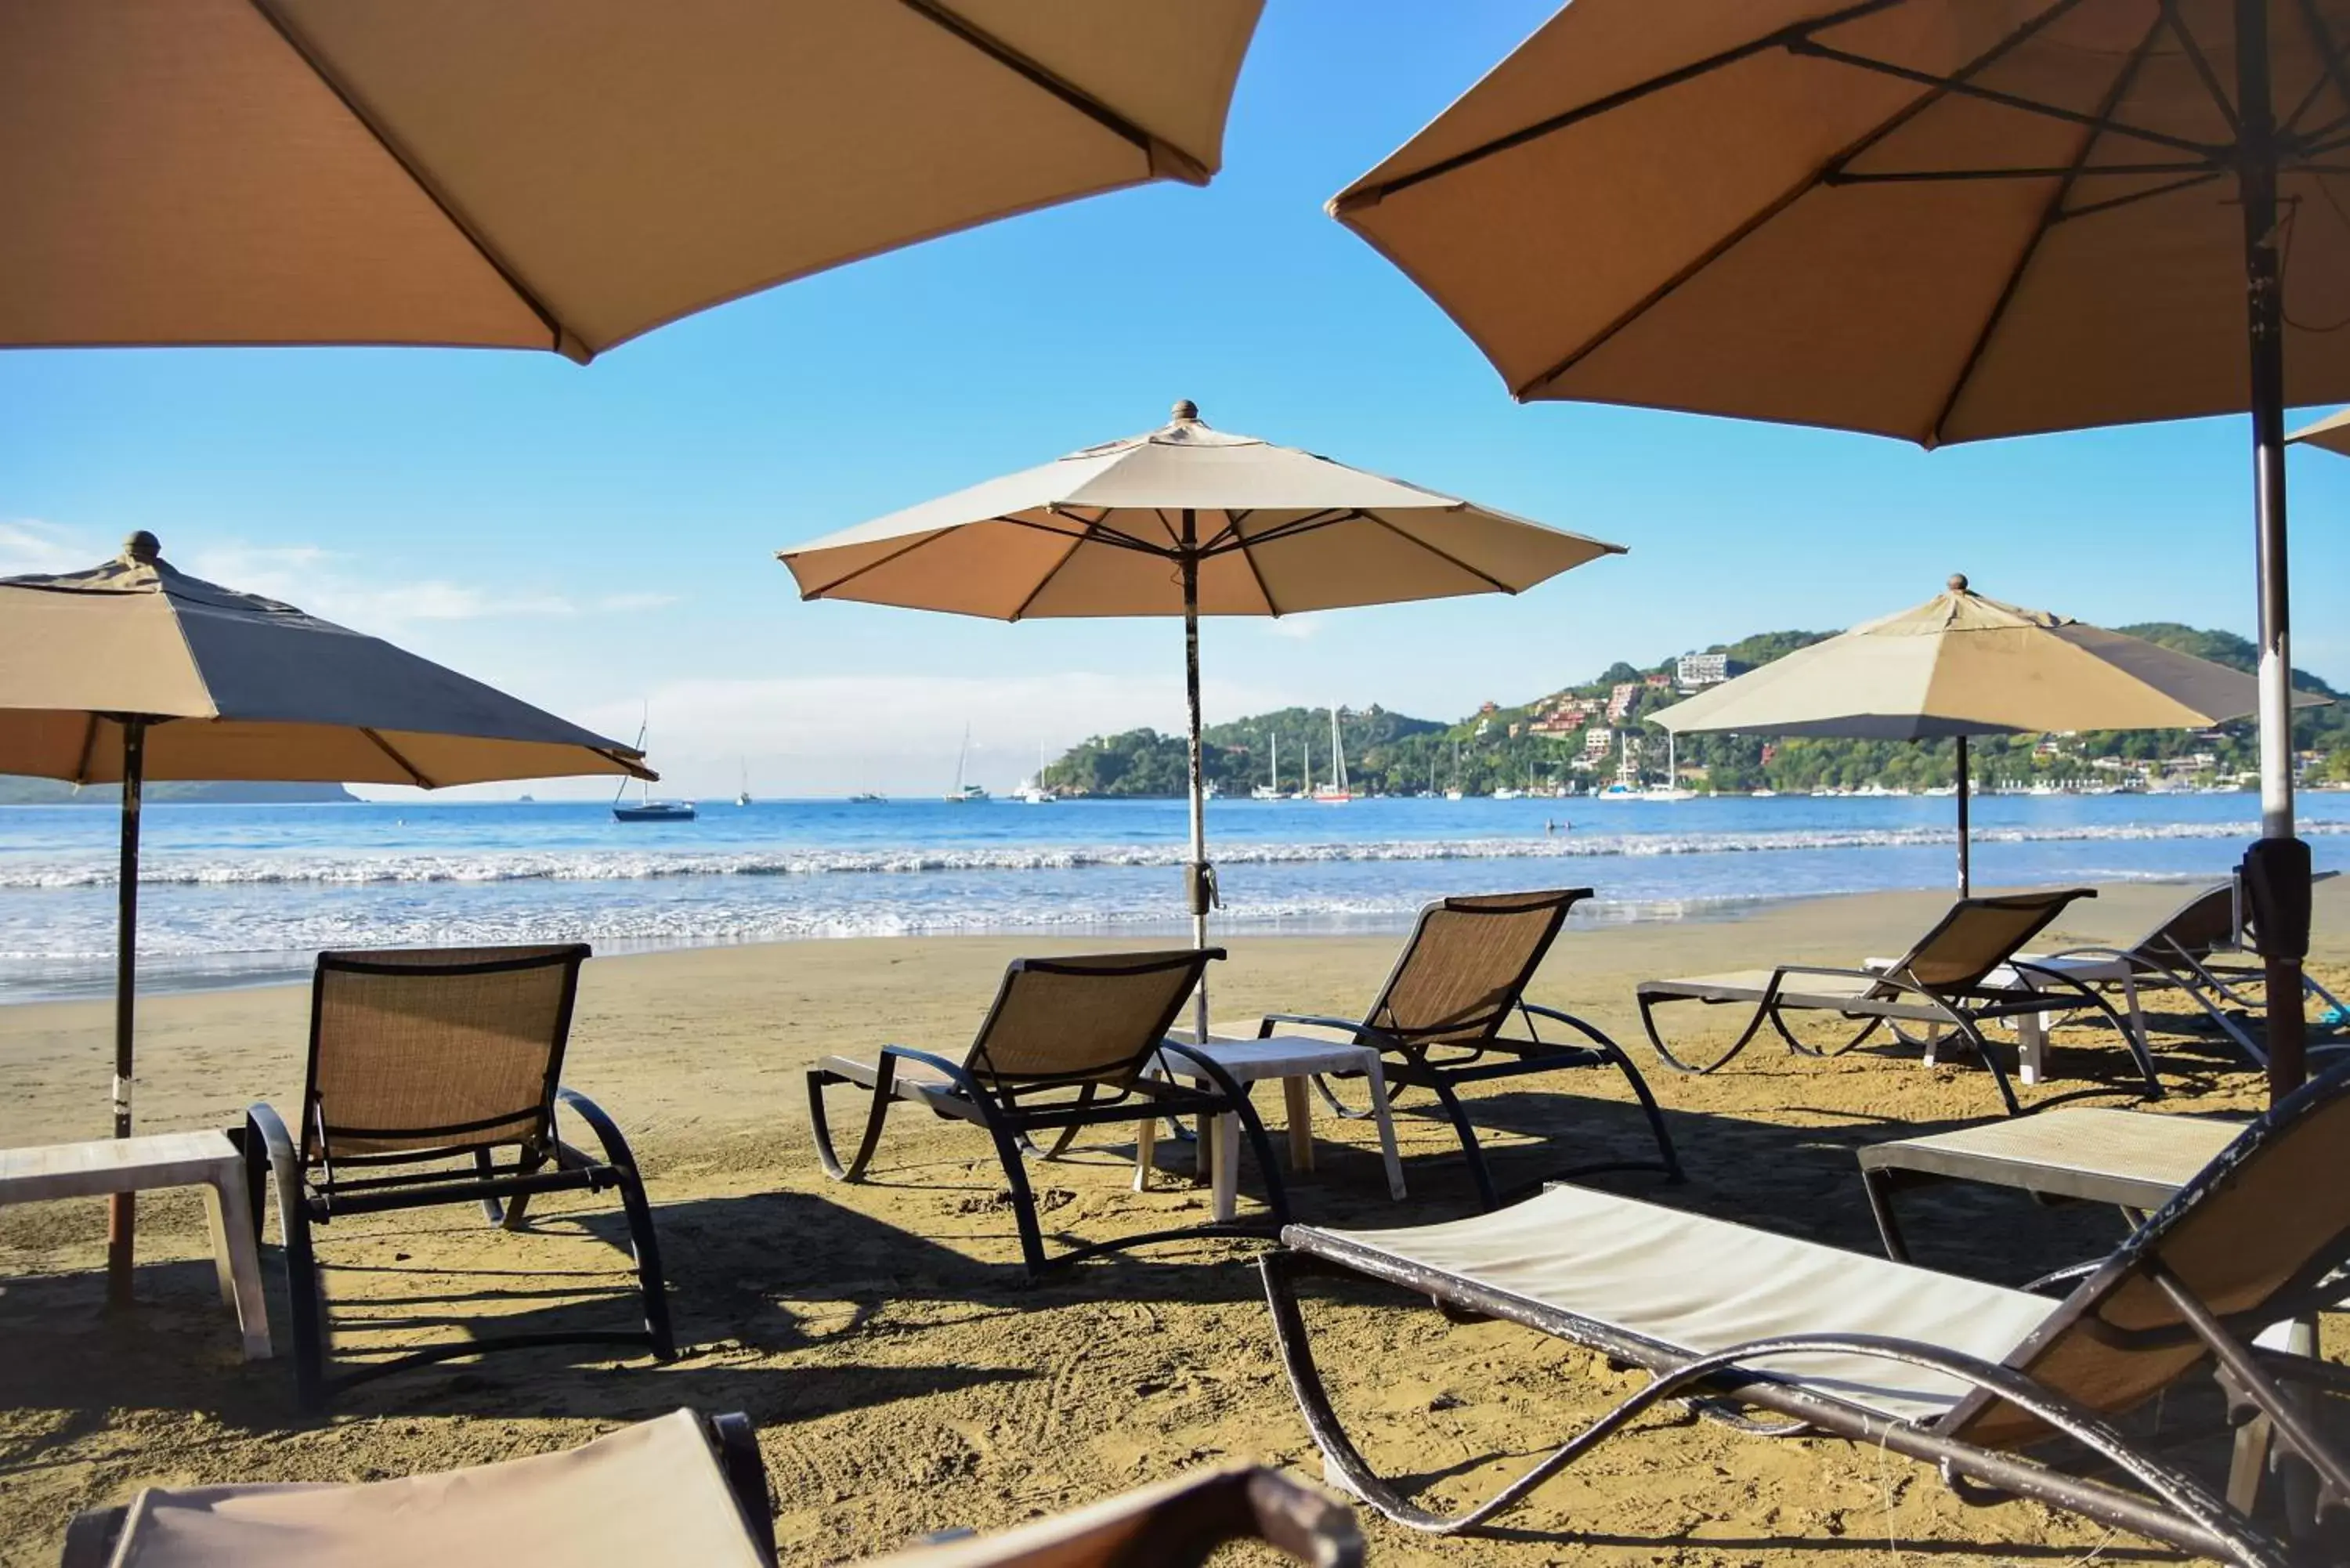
(0, 818, 2341, 891)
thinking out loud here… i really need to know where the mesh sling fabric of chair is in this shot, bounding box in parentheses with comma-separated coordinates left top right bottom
(1260, 1060, 2350, 1564)
(1267, 891, 1679, 1210)
(243, 945, 671, 1413)
(1636, 889, 2159, 1115)
(61, 1408, 1366, 1568)
(807, 948, 1288, 1277)
(2042, 881, 2348, 1069)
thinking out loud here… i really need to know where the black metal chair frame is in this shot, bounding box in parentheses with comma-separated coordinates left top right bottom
(806, 949, 1290, 1277)
(1275, 891, 1679, 1209)
(1260, 1064, 2350, 1565)
(244, 947, 673, 1414)
(1637, 891, 2160, 1115)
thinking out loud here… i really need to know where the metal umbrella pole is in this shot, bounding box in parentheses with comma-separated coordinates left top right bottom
(1954, 735, 1970, 899)
(107, 715, 147, 1307)
(2235, 0, 2308, 1100)
(1178, 507, 1215, 1046)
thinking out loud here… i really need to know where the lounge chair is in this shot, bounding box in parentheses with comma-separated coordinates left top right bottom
(2036, 877, 2346, 1067)
(1260, 889, 1679, 1209)
(243, 945, 671, 1413)
(808, 948, 1286, 1276)
(1259, 1062, 2350, 1563)
(61, 1407, 1365, 1568)
(1636, 887, 2160, 1114)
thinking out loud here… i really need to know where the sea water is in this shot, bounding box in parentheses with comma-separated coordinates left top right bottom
(1, 792, 2344, 1000)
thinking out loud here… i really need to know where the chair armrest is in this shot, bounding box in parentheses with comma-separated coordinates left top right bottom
(706, 1411, 778, 1567)
(553, 1086, 645, 1175)
(1515, 1001, 1622, 1051)
(877, 1044, 985, 1097)
(1256, 1013, 1405, 1053)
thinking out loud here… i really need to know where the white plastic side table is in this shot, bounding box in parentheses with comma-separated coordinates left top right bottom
(1137, 1035, 1407, 1221)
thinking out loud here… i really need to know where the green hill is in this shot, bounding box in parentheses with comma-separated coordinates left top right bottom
(0, 778, 360, 806)
(1039, 624, 2347, 797)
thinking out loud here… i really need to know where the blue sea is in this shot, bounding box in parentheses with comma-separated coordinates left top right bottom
(1, 791, 2345, 1001)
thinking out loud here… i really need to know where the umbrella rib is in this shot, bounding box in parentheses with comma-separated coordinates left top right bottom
(1361, 514, 1516, 595)
(1332, 0, 1911, 208)
(2057, 169, 2225, 222)
(1204, 509, 1358, 554)
(360, 728, 435, 789)
(1036, 508, 1171, 556)
(1007, 527, 1092, 622)
(2287, 0, 2350, 143)
(785, 529, 966, 597)
(1925, 12, 2167, 446)
(1516, 0, 2090, 403)
(244, 1, 582, 359)
(891, 0, 1208, 181)
(2159, 1, 2240, 138)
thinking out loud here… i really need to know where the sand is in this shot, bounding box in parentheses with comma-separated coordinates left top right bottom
(3, 880, 2346, 1566)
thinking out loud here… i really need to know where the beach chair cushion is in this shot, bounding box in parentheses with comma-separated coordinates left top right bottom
(1296, 1186, 2055, 1423)
(99, 1409, 767, 1568)
(1636, 969, 1950, 1022)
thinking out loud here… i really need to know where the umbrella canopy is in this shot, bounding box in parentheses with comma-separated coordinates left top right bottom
(0, 539, 651, 787)
(779, 401, 1622, 1036)
(0, 533, 647, 1302)
(1654, 577, 2287, 741)
(2289, 408, 2350, 457)
(1654, 575, 2319, 893)
(2, 0, 1261, 362)
(1329, 0, 2345, 1093)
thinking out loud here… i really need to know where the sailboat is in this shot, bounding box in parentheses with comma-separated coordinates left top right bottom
(1013, 742, 1057, 804)
(1644, 729, 1696, 801)
(945, 724, 988, 802)
(1252, 731, 1283, 800)
(1311, 707, 1353, 803)
(613, 713, 696, 822)
(1596, 733, 1643, 800)
(1444, 737, 1464, 800)
(734, 760, 752, 807)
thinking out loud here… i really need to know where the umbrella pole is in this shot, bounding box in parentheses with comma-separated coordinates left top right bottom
(1954, 736, 1970, 899)
(1180, 511, 1212, 1047)
(107, 716, 146, 1308)
(2236, 0, 2306, 1100)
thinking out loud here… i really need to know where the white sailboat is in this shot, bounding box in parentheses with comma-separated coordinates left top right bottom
(1311, 706, 1353, 803)
(1252, 731, 1283, 800)
(735, 759, 752, 807)
(945, 724, 988, 802)
(1644, 729, 1695, 800)
(613, 711, 696, 822)
(1012, 742, 1057, 804)
(1596, 733, 1642, 800)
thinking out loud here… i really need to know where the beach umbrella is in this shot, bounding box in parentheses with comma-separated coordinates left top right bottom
(2289, 408, 2350, 457)
(1328, 0, 2348, 1094)
(776, 400, 1622, 1040)
(2, 0, 1262, 361)
(0, 533, 651, 1302)
(1653, 575, 2317, 894)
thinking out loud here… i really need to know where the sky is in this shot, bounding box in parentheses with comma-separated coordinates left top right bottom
(4, 2, 2348, 800)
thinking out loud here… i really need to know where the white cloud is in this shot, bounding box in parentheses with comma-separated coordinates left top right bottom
(0, 519, 102, 576)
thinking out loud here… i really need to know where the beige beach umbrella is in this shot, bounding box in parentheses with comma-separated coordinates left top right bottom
(2289, 408, 2350, 457)
(1, 0, 1262, 361)
(779, 400, 1622, 1039)
(1654, 576, 2319, 893)
(0, 533, 650, 1301)
(1329, 0, 2347, 1093)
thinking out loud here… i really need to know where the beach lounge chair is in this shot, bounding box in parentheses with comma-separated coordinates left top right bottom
(2036, 877, 2346, 1067)
(243, 945, 671, 1413)
(1263, 889, 1680, 1209)
(60, 1407, 1365, 1568)
(1259, 1061, 2350, 1563)
(1636, 888, 2160, 1115)
(808, 948, 1287, 1276)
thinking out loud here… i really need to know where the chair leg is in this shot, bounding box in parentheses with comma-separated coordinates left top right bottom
(277, 1182, 327, 1414)
(984, 1121, 1052, 1277)
(1639, 992, 1774, 1075)
(1424, 1074, 1500, 1211)
(806, 1068, 893, 1182)
(1041, 1086, 1098, 1159)
(475, 1147, 506, 1226)
(613, 1162, 675, 1360)
(1601, 1042, 1684, 1183)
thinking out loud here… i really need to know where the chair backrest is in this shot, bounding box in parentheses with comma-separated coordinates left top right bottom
(1946, 1062, 2350, 1450)
(1361, 891, 1588, 1049)
(2135, 881, 2240, 966)
(1884, 888, 2095, 994)
(964, 949, 1220, 1089)
(301, 945, 590, 1163)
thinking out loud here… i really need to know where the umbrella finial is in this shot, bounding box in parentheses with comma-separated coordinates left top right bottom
(123, 531, 161, 566)
(1171, 399, 1199, 423)
(1947, 573, 1969, 594)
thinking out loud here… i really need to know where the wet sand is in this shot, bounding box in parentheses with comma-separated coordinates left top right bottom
(3, 879, 2345, 1566)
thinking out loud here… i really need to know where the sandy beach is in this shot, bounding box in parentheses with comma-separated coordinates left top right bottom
(5, 880, 2347, 1566)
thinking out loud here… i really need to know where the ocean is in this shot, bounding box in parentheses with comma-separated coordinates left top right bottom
(2, 791, 2345, 1002)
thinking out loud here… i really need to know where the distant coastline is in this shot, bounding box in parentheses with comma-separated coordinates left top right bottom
(0, 777, 359, 806)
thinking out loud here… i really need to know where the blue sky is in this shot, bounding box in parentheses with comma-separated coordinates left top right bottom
(3, 1, 2347, 799)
